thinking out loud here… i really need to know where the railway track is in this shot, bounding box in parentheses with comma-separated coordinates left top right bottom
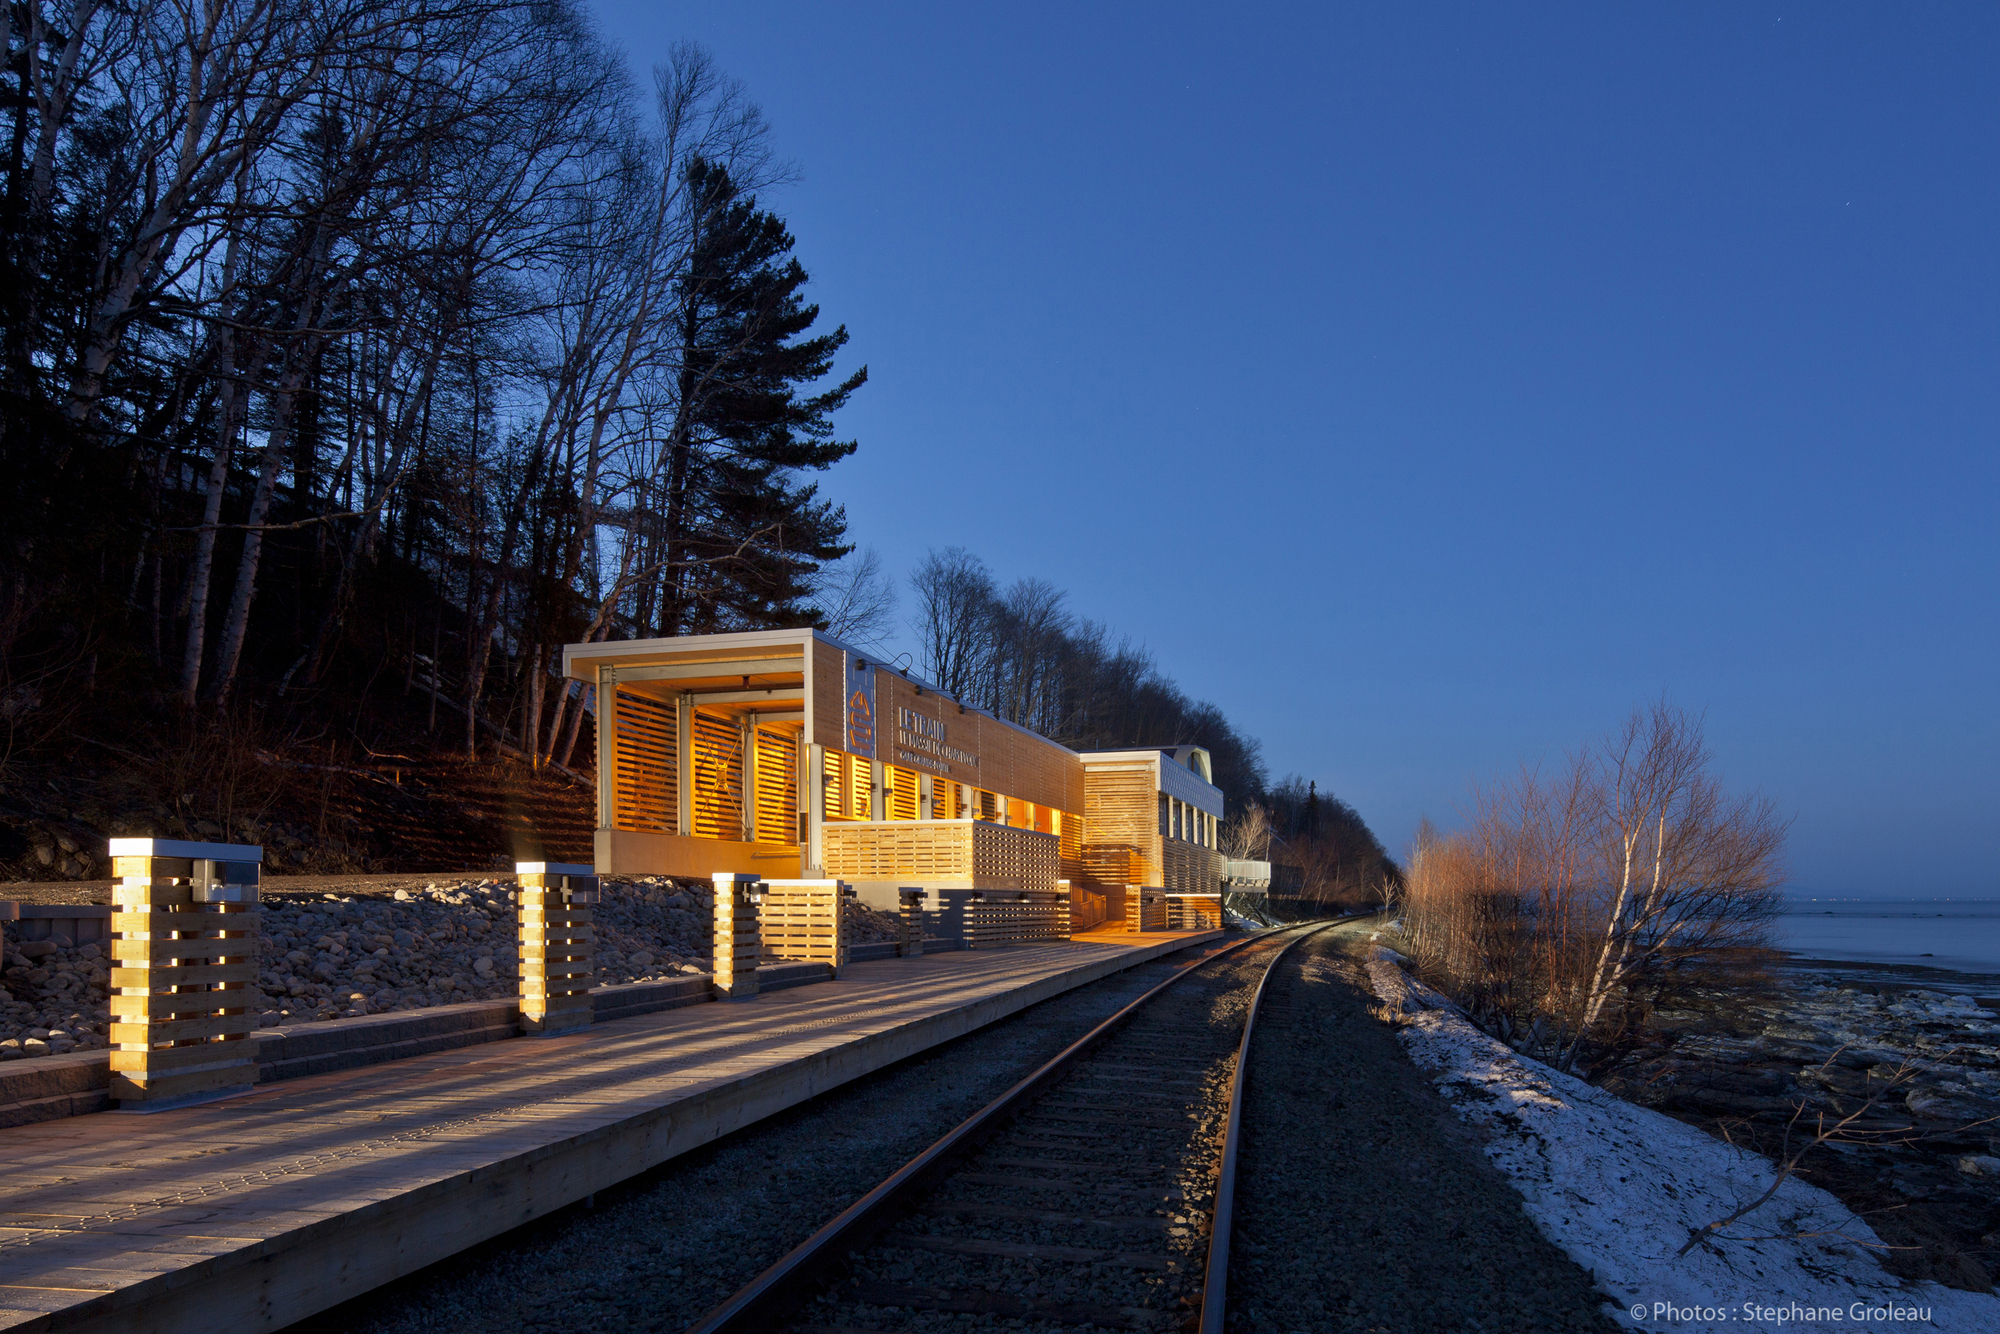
(685, 920, 1343, 1334)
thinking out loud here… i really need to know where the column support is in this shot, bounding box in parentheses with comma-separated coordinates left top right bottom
(898, 887, 926, 956)
(518, 861, 597, 1036)
(596, 666, 618, 831)
(713, 873, 762, 999)
(106, 838, 263, 1111)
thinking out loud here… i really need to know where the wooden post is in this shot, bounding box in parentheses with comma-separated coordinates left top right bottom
(897, 887, 925, 957)
(105, 838, 263, 1111)
(517, 861, 597, 1036)
(713, 873, 762, 999)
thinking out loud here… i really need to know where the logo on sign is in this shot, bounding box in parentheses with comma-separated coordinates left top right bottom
(845, 657, 876, 756)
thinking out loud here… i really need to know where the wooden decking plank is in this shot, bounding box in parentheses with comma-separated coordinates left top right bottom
(0, 932, 1221, 1333)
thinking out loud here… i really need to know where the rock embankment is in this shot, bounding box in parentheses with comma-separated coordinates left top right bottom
(1, 878, 897, 1061)
(1604, 979, 2000, 1290)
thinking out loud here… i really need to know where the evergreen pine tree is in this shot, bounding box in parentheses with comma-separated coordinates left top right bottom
(655, 156, 866, 634)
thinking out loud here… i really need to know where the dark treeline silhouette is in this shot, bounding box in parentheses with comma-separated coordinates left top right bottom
(906, 547, 1269, 806)
(0, 6, 862, 796)
(1222, 775, 1400, 905)
(822, 546, 1401, 890)
(0, 5, 1395, 884)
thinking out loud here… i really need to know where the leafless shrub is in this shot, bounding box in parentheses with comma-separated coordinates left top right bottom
(1403, 701, 1789, 1072)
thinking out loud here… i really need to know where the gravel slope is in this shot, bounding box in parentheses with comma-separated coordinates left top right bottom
(0, 878, 898, 1058)
(1225, 922, 1623, 1334)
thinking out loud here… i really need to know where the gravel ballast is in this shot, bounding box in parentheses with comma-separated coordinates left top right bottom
(1225, 922, 1623, 1333)
(286, 939, 1250, 1334)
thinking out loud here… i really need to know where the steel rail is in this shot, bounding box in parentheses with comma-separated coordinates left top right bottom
(1197, 917, 1348, 1334)
(681, 923, 1321, 1334)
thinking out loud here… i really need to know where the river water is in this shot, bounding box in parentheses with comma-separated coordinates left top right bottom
(1777, 898, 2000, 986)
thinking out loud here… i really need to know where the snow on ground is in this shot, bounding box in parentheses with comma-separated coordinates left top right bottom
(1364, 944, 2000, 1333)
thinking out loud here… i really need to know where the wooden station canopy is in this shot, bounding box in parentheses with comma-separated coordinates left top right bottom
(563, 628, 1228, 913)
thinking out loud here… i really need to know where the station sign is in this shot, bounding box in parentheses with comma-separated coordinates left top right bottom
(845, 655, 876, 757)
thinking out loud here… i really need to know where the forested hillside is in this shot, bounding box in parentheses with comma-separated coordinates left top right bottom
(0, 1, 1394, 886)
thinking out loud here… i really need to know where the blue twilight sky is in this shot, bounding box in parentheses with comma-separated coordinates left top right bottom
(587, 2, 1998, 898)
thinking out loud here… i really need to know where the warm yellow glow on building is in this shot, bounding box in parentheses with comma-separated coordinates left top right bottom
(562, 628, 1225, 923)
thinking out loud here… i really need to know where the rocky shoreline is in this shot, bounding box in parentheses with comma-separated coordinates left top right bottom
(0, 878, 898, 1061)
(1602, 956, 2000, 1292)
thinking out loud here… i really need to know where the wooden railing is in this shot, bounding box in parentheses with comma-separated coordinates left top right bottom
(758, 879, 853, 976)
(1168, 894, 1224, 931)
(966, 891, 1070, 948)
(821, 819, 1060, 895)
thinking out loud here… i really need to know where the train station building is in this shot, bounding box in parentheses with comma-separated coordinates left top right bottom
(562, 627, 1225, 931)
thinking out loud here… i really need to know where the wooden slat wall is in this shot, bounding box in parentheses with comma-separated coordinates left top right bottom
(1059, 814, 1085, 885)
(759, 881, 850, 974)
(822, 821, 972, 882)
(886, 765, 920, 821)
(612, 688, 677, 833)
(848, 752, 872, 819)
(1168, 895, 1224, 931)
(966, 892, 1069, 948)
(1161, 838, 1223, 893)
(690, 712, 743, 841)
(1082, 763, 1160, 891)
(818, 819, 1057, 893)
(969, 821, 1060, 894)
(820, 748, 870, 822)
(752, 726, 798, 844)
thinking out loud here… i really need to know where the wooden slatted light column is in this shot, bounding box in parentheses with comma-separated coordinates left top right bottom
(897, 887, 925, 957)
(517, 861, 598, 1036)
(105, 837, 263, 1111)
(713, 873, 762, 999)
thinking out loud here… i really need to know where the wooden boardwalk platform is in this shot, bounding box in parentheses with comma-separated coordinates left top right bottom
(0, 931, 1221, 1334)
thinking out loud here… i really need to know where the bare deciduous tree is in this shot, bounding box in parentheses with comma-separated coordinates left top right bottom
(811, 547, 898, 649)
(1401, 701, 1788, 1072)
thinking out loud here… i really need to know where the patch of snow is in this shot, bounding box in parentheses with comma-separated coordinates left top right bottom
(1365, 948, 2000, 1333)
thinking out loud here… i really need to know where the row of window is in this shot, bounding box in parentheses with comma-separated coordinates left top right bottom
(1161, 793, 1217, 848)
(819, 748, 1068, 836)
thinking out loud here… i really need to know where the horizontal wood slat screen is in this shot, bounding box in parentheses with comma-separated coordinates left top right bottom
(966, 891, 1070, 948)
(612, 688, 677, 833)
(1083, 764, 1160, 890)
(818, 819, 1059, 893)
(886, 764, 920, 821)
(851, 753, 872, 819)
(822, 820, 972, 882)
(752, 726, 798, 845)
(758, 880, 850, 974)
(1168, 894, 1224, 931)
(690, 711, 744, 841)
(1059, 815, 1084, 884)
(1126, 888, 1170, 933)
(1161, 838, 1223, 893)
